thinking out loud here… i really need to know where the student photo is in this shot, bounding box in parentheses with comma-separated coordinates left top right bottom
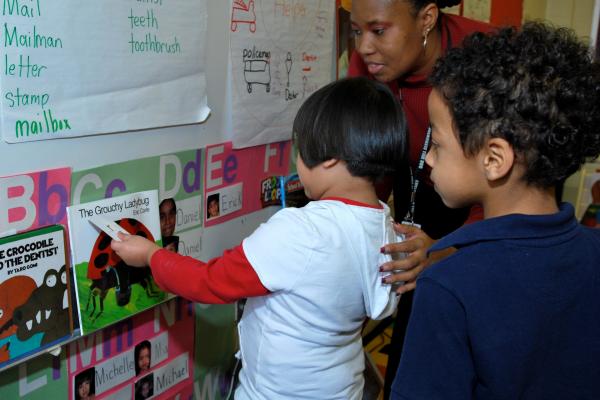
(135, 373, 154, 400)
(391, 22, 600, 399)
(206, 193, 220, 219)
(74, 367, 96, 400)
(112, 77, 407, 399)
(159, 198, 180, 253)
(159, 198, 177, 239)
(134, 340, 152, 376)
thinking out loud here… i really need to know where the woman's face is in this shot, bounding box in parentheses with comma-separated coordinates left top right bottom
(138, 347, 151, 371)
(351, 0, 428, 82)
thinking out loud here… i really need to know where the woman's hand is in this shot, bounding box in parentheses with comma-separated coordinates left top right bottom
(111, 232, 161, 267)
(380, 223, 453, 294)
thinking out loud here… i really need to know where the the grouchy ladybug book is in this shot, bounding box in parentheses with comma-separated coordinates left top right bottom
(67, 190, 168, 334)
(0, 224, 73, 370)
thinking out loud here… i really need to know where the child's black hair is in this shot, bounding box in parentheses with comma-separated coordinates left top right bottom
(390, 0, 461, 18)
(159, 198, 176, 210)
(293, 77, 407, 182)
(430, 22, 600, 188)
(162, 235, 179, 251)
(74, 367, 95, 400)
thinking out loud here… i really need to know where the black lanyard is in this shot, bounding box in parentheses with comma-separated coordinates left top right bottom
(401, 16, 450, 225)
(403, 125, 431, 225)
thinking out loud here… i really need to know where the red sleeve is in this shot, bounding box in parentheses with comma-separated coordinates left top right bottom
(149, 245, 270, 304)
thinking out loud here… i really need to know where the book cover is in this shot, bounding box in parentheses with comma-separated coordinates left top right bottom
(67, 297, 195, 400)
(0, 225, 73, 370)
(259, 173, 308, 209)
(67, 190, 167, 335)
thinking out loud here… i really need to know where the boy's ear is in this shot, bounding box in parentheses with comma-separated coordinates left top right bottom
(322, 158, 340, 169)
(482, 138, 514, 181)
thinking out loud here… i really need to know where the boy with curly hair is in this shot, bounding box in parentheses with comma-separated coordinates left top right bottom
(392, 22, 600, 399)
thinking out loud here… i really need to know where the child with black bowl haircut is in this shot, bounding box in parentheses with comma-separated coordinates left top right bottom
(392, 22, 600, 399)
(113, 77, 408, 400)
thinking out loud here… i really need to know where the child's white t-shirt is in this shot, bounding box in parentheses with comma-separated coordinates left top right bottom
(236, 199, 399, 400)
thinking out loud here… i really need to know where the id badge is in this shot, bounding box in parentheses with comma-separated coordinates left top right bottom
(401, 220, 421, 229)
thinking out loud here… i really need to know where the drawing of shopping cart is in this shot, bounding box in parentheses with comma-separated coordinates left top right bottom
(231, 0, 257, 33)
(244, 59, 271, 93)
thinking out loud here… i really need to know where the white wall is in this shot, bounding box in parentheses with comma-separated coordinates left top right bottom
(1, 1, 228, 176)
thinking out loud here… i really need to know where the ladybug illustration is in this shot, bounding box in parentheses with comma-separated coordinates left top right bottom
(86, 218, 160, 321)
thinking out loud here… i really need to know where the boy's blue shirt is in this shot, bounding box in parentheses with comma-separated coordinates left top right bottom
(429, 202, 581, 253)
(392, 203, 600, 400)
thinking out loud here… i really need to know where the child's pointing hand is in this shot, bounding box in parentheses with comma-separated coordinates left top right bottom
(111, 232, 160, 267)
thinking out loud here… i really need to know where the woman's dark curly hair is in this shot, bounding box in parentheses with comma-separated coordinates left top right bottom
(408, 0, 461, 10)
(403, 0, 461, 17)
(430, 22, 600, 188)
(381, 0, 460, 26)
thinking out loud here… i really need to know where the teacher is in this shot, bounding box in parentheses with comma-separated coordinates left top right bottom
(348, 0, 492, 397)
